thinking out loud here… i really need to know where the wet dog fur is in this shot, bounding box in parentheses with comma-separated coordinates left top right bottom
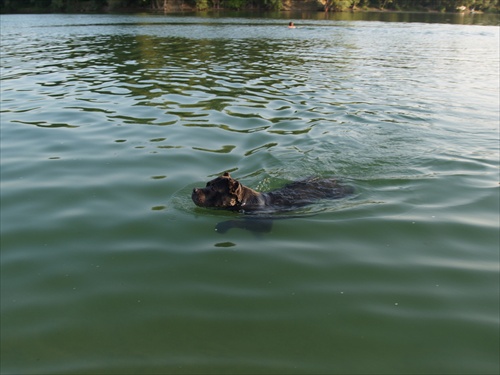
(192, 172, 353, 213)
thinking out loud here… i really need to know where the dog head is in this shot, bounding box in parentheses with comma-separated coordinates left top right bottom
(192, 172, 243, 209)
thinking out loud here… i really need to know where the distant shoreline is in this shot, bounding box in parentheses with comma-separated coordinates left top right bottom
(0, 4, 492, 15)
(0, 9, 489, 16)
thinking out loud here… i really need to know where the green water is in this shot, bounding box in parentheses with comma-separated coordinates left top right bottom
(1, 13, 499, 374)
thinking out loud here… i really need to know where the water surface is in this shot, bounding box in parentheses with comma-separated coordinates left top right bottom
(1, 13, 499, 374)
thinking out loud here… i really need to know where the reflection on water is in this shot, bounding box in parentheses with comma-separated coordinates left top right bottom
(1, 13, 499, 375)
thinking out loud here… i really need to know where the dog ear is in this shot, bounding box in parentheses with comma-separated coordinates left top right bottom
(223, 172, 231, 178)
(229, 180, 242, 198)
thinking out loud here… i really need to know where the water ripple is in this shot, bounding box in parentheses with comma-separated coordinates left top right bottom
(1, 14, 499, 375)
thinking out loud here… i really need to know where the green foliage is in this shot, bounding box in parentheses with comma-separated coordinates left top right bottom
(223, 0, 247, 9)
(379, 0, 392, 9)
(263, 0, 283, 10)
(1, 0, 498, 12)
(324, 0, 355, 11)
(196, 0, 209, 9)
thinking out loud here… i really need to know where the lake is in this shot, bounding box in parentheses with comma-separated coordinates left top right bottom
(1, 11, 499, 375)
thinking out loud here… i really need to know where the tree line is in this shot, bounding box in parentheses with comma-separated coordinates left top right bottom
(1, 0, 498, 13)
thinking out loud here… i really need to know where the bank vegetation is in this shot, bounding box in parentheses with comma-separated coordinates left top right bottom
(1, 0, 498, 14)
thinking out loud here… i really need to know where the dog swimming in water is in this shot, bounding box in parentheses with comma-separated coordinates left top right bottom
(192, 172, 354, 233)
(192, 172, 353, 213)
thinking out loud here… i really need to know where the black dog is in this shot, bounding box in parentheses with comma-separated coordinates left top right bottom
(192, 172, 354, 233)
(192, 172, 353, 212)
